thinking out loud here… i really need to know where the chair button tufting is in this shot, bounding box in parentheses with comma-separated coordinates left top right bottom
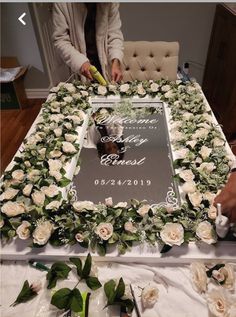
(157, 68, 161, 72)
(126, 67, 130, 71)
(150, 53, 154, 58)
(141, 67, 145, 71)
(133, 53, 137, 57)
(165, 54, 170, 57)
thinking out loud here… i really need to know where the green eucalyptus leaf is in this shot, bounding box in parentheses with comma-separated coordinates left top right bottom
(69, 257, 83, 277)
(82, 253, 92, 278)
(46, 262, 71, 289)
(104, 279, 116, 304)
(85, 276, 102, 290)
(11, 280, 37, 306)
(70, 288, 83, 312)
(115, 278, 125, 299)
(50, 287, 71, 310)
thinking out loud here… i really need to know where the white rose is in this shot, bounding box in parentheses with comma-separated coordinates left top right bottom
(48, 159, 62, 172)
(119, 83, 130, 93)
(186, 140, 197, 148)
(164, 90, 174, 99)
(179, 169, 195, 182)
(161, 84, 171, 92)
(198, 162, 216, 173)
(192, 128, 209, 139)
(195, 157, 203, 164)
(49, 150, 62, 158)
(23, 184, 33, 197)
(54, 128, 62, 137)
(16, 221, 31, 240)
(64, 83, 76, 93)
(207, 289, 233, 317)
(65, 134, 77, 143)
(97, 85, 107, 95)
(31, 191, 45, 206)
(124, 221, 137, 233)
(170, 131, 184, 142)
(213, 137, 225, 147)
(31, 281, 42, 293)
(137, 84, 146, 95)
(174, 148, 189, 159)
(12, 169, 25, 181)
(181, 181, 197, 193)
(24, 160, 31, 168)
(41, 185, 59, 198)
(33, 221, 54, 245)
(51, 100, 60, 108)
(50, 114, 64, 123)
(75, 233, 84, 243)
(212, 270, 225, 283)
(2, 201, 25, 217)
(150, 82, 159, 92)
(188, 192, 203, 207)
(198, 122, 211, 130)
(0, 188, 19, 201)
(160, 223, 184, 246)
(183, 112, 194, 120)
(46, 200, 61, 210)
(72, 93, 81, 100)
(105, 197, 113, 207)
(141, 284, 159, 309)
(190, 262, 207, 293)
(203, 113, 214, 122)
(27, 169, 40, 182)
(67, 115, 82, 125)
(199, 145, 212, 159)
(108, 84, 116, 92)
(80, 90, 89, 97)
(63, 96, 73, 103)
(38, 148, 46, 158)
(62, 141, 76, 153)
(64, 122, 72, 130)
(49, 170, 62, 181)
(137, 204, 151, 217)
(203, 192, 216, 204)
(95, 222, 113, 240)
(114, 202, 127, 208)
(208, 205, 217, 220)
(218, 264, 235, 290)
(196, 221, 217, 244)
(73, 201, 97, 212)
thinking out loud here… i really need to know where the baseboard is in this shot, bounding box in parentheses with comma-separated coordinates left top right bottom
(26, 88, 50, 99)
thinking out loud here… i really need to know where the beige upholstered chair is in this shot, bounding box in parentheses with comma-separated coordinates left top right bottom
(122, 41, 179, 82)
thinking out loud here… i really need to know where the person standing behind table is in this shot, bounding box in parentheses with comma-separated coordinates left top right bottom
(52, 3, 124, 82)
(214, 161, 236, 223)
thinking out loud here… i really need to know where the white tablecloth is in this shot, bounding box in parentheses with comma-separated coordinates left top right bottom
(2, 260, 235, 317)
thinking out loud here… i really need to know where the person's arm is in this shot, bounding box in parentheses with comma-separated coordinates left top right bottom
(52, 3, 91, 78)
(107, 4, 124, 82)
(214, 163, 236, 223)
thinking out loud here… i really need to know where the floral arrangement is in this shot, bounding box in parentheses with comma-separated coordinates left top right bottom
(0, 79, 234, 255)
(190, 261, 236, 316)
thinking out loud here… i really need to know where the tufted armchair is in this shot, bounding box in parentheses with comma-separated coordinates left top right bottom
(122, 41, 179, 82)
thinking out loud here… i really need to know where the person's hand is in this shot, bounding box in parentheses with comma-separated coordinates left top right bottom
(214, 172, 236, 222)
(111, 59, 123, 83)
(80, 61, 93, 80)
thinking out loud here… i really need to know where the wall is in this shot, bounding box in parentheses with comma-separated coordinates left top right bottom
(1, 3, 49, 89)
(120, 3, 216, 84)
